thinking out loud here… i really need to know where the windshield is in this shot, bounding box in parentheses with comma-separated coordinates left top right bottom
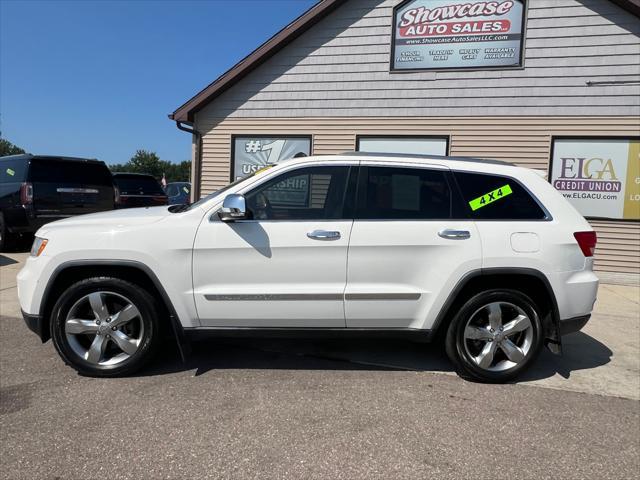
(187, 166, 273, 211)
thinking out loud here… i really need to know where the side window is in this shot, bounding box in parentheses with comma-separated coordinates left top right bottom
(245, 166, 350, 220)
(356, 166, 451, 220)
(453, 172, 547, 220)
(0, 158, 27, 183)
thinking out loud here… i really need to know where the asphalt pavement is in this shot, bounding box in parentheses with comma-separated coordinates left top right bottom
(1, 252, 639, 479)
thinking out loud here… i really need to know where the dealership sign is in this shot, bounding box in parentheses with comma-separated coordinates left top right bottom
(550, 138, 640, 220)
(391, 0, 525, 71)
(232, 136, 311, 180)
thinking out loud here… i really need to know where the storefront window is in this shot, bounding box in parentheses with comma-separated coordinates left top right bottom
(357, 136, 448, 156)
(232, 136, 311, 180)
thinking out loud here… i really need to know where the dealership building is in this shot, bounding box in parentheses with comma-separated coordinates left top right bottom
(171, 0, 640, 279)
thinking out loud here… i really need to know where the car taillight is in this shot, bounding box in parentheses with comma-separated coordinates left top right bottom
(574, 231, 597, 257)
(20, 182, 33, 205)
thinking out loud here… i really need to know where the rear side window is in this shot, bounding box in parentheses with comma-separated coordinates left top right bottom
(0, 158, 28, 183)
(453, 171, 547, 220)
(30, 159, 112, 186)
(356, 166, 451, 220)
(114, 175, 165, 195)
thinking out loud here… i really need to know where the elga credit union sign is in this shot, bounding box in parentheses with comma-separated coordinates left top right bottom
(392, 0, 525, 70)
(550, 138, 640, 221)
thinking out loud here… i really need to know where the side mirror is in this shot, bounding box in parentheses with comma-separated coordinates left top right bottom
(218, 193, 247, 222)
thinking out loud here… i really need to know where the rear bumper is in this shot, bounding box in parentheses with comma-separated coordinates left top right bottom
(559, 314, 591, 336)
(22, 310, 48, 342)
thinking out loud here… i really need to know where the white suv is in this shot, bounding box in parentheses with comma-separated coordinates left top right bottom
(17, 153, 599, 382)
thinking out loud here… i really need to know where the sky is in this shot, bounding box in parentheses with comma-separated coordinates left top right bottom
(0, 0, 317, 164)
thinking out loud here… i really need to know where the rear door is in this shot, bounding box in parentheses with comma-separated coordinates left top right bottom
(29, 159, 114, 218)
(345, 163, 482, 330)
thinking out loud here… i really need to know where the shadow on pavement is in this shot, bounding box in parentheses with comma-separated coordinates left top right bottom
(0, 255, 19, 267)
(140, 339, 405, 377)
(139, 331, 612, 381)
(519, 331, 613, 381)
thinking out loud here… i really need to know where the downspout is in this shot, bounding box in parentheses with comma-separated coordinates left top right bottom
(175, 121, 202, 202)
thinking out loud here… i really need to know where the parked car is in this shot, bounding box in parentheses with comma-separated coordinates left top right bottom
(18, 153, 598, 382)
(0, 154, 115, 251)
(165, 181, 191, 205)
(112, 173, 167, 208)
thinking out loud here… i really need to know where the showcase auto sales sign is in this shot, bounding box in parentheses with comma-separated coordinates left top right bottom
(392, 0, 525, 70)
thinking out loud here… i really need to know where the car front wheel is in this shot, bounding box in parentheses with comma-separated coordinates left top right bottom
(445, 289, 543, 383)
(50, 277, 160, 377)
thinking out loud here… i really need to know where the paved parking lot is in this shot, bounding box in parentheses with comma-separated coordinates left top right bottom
(1, 252, 639, 479)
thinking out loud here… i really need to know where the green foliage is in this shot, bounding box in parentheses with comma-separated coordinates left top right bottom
(0, 138, 26, 157)
(110, 149, 191, 183)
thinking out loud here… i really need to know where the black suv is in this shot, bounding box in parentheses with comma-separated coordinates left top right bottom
(0, 155, 115, 251)
(113, 173, 168, 209)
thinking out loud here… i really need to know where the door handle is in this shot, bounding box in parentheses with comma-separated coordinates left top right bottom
(438, 229, 471, 240)
(307, 230, 341, 241)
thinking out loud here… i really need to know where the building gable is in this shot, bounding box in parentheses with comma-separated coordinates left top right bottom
(189, 0, 639, 120)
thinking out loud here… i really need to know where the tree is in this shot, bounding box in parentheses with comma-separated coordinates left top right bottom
(129, 150, 163, 178)
(0, 138, 26, 157)
(109, 149, 191, 183)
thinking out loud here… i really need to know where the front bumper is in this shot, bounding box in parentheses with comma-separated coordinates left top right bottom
(22, 310, 48, 342)
(559, 314, 591, 336)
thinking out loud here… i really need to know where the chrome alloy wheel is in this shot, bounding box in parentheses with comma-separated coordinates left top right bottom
(64, 291, 144, 366)
(463, 301, 534, 372)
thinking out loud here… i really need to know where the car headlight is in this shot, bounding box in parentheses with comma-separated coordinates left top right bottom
(30, 237, 48, 257)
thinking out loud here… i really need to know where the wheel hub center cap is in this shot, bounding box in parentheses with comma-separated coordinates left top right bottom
(98, 323, 112, 335)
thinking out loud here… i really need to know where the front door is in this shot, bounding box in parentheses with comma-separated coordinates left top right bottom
(193, 164, 355, 328)
(345, 163, 482, 330)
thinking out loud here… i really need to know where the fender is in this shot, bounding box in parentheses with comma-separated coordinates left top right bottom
(39, 259, 191, 362)
(432, 267, 562, 354)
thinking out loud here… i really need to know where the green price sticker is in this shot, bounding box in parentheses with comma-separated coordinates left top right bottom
(6, 168, 15, 176)
(469, 184, 513, 211)
(182, 186, 189, 194)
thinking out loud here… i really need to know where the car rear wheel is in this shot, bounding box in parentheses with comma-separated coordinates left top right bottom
(50, 277, 160, 377)
(445, 290, 543, 383)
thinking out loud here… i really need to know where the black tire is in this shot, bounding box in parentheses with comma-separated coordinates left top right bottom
(50, 277, 160, 377)
(0, 212, 14, 252)
(445, 289, 543, 383)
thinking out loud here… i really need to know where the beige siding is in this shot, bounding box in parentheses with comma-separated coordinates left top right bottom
(590, 220, 640, 274)
(196, 115, 640, 275)
(196, 0, 640, 119)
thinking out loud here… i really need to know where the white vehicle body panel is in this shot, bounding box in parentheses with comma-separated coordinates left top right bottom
(345, 219, 481, 329)
(193, 218, 353, 327)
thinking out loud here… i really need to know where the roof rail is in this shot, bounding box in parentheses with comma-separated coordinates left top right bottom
(339, 151, 514, 166)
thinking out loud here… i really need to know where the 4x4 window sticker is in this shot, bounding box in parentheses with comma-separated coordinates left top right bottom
(449, 170, 552, 221)
(468, 184, 513, 211)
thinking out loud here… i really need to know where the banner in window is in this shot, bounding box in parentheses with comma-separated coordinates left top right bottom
(550, 138, 640, 220)
(232, 136, 311, 180)
(391, 0, 525, 71)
